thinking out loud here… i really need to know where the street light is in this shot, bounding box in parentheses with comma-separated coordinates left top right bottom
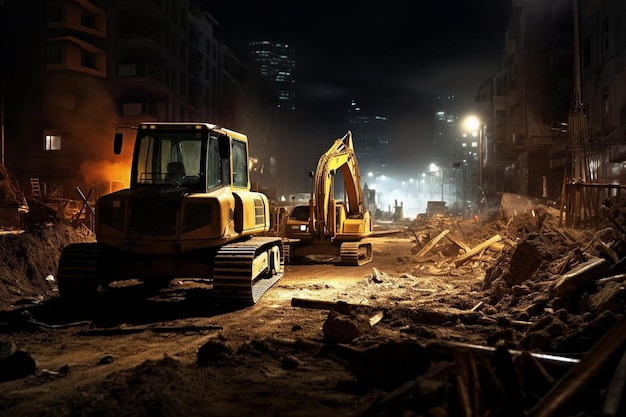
(426, 163, 444, 201)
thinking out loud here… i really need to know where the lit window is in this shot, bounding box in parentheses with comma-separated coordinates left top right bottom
(45, 135, 61, 151)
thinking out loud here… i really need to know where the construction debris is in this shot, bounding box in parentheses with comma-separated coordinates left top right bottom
(415, 229, 449, 258)
(3, 192, 626, 416)
(454, 234, 502, 267)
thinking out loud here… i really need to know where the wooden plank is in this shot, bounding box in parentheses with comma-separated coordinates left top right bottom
(603, 348, 626, 416)
(79, 324, 223, 336)
(470, 301, 484, 312)
(415, 229, 449, 258)
(444, 233, 471, 253)
(291, 297, 369, 310)
(489, 242, 505, 252)
(368, 311, 384, 326)
(454, 234, 502, 267)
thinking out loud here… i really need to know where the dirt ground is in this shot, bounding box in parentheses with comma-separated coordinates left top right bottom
(1, 203, 626, 417)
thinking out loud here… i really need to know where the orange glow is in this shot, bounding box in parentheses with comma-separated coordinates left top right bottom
(80, 159, 131, 192)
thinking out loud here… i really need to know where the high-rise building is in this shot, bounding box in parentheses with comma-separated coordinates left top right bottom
(433, 93, 461, 167)
(248, 40, 296, 110)
(346, 99, 391, 176)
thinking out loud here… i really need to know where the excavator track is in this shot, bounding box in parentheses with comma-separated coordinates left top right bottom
(213, 236, 284, 305)
(57, 243, 102, 302)
(340, 241, 373, 266)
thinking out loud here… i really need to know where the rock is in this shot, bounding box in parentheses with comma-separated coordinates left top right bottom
(322, 304, 372, 344)
(557, 310, 619, 352)
(523, 330, 553, 351)
(98, 355, 116, 365)
(508, 235, 554, 286)
(280, 355, 302, 370)
(512, 285, 532, 296)
(369, 267, 385, 283)
(588, 281, 626, 314)
(196, 338, 232, 366)
(0, 340, 37, 381)
(522, 313, 569, 350)
(524, 294, 550, 317)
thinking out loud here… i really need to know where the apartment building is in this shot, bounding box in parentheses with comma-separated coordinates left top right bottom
(0, 0, 278, 200)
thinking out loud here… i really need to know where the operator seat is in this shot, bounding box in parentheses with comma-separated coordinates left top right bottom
(165, 161, 185, 183)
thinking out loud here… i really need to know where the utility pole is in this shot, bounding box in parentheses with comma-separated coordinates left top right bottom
(479, 124, 484, 193)
(1, 79, 4, 166)
(560, 0, 592, 227)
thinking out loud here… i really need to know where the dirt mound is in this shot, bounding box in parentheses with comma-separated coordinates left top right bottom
(0, 223, 95, 310)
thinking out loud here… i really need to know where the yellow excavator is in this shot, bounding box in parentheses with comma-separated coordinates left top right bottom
(56, 122, 283, 305)
(283, 131, 373, 265)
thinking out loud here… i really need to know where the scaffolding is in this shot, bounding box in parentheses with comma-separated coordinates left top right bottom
(557, 0, 622, 228)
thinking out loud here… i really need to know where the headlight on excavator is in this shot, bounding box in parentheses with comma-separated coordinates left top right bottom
(290, 224, 308, 232)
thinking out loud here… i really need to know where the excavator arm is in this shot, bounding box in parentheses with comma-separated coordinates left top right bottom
(311, 131, 371, 240)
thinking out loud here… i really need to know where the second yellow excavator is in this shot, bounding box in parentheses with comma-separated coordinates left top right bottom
(283, 131, 373, 265)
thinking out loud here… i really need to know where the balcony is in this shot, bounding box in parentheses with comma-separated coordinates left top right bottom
(115, 63, 171, 96)
(46, 36, 106, 78)
(46, 0, 106, 40)
(117, 27, 169, 59)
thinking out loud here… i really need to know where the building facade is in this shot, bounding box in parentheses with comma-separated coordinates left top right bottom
(0, 0, 279, 201)
(470, 0, 626, 213)
(346, 99, 391, 176)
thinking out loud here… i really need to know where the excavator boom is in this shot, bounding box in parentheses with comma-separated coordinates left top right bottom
(284, 131, 373, 265)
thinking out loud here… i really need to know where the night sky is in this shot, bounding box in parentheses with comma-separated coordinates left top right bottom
(209, 1, 512, 177)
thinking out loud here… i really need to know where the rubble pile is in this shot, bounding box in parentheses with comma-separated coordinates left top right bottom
(345, 203, 626, 416)
(479, 208, 626, 353)
(255, 201, 626, 416)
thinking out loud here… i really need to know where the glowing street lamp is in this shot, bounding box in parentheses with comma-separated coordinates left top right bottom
(426, 163, 444, 201)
